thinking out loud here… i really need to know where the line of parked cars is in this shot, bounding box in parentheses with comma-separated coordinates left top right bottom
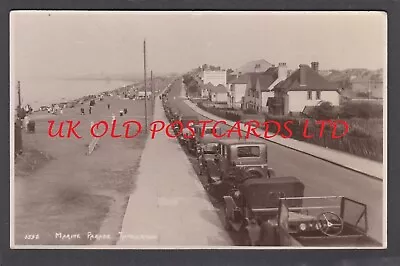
(160, 82, 379, 247)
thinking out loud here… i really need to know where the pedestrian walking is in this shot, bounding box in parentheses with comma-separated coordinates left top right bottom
(124, 108, 128, 114)
(89, 106, 92, 114)
(119, 110, 124, 116)
(111, 113, 116, 124)
(81, 107, 85, 115)
(107, 104, 110, 110)
(60, 109, 63, 115)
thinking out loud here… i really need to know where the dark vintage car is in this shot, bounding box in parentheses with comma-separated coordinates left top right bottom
(204, 139, 276, 201)
(223, 176, 305, 245)
(224, 180, 381, 246)
(179, 116, 199, 154)
(197, 135, 220, 175)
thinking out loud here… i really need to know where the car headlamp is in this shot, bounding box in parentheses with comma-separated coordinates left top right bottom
(299, 223, 307, 231)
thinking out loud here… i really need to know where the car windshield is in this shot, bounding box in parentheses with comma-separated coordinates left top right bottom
(237, 146, 261, 157)
(204, 127, 220, 135)
(203, 143, 218, 154)
(204, 128, 214, 135)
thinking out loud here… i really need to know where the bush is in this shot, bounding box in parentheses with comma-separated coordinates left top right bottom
(197, 102, 241, 121)
(339, 102, 383, 119)
(243, 108, 258, 115)
(311, 101, 338, 120)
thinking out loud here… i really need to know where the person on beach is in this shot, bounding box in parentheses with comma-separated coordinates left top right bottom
(107, 103, 110, 110)
(60, 109, 63, 115)
(81, 107, 85, 115)
(24, 115, 30, 132)
(111, 113, 116, 124)
(89, 106, 92, 114)
(124, 108, 128, 114)
(119, 110, 124, 116)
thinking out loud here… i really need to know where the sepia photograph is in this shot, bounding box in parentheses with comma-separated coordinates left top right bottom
(10, 11, 386, 249)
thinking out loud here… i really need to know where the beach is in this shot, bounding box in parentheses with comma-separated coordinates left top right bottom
(13, 93, 153, 245)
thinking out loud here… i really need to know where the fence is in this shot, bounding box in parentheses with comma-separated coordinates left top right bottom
(197, 103, 383, 162)
(264, 115, 383, 162)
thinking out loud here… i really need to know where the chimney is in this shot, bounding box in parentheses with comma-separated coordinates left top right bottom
(299, 64, 307, 86)
(311, 62, 319, 72)
(278, 62, 288, 79)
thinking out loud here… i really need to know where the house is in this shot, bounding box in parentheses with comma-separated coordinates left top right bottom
(227, 74, 250, 109)
(242, 63, 289, 112)
(271, 62, 340, 115)
(202, 70, 227, 86)
(200, 82, 214, 99)
(209, 84, 228, 103)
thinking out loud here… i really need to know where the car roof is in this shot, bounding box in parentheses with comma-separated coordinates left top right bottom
(200, 135, 220, 143)
(242, 176, 303, 186)
(216, 138, 267, 146)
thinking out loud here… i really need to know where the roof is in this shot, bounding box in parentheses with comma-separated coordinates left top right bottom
(217, 138, 267, 146)
(227, 74, 237, 83)
(230, 74, 250, 84)
(251, 67, 279, 92)
(273, 65, 338, 92)
(210, 84, 227, 94)
(201, 82, 215, 91)
(242, 176, 303, 186)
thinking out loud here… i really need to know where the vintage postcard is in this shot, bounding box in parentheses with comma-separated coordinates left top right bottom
(10, 11, 387, 249)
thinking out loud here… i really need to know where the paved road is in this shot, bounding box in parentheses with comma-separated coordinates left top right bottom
(167, 79, 384, 245)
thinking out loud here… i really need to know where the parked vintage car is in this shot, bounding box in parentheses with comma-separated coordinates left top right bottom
(224, 183, 381, 246)
(197, 136, 220, 175)
(193, 124, 222, 153)
(223, 176, 305, 245)
(180, 115, 199, 154)
(194, 124, 223, 140)
(204, 139, 276, 201)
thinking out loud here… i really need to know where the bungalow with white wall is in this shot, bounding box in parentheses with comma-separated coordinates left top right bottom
(210, 84, 228, 103)
(242, 63, 289, 112)
(271, 62, 340, 115)
(227, 74, 250, 109)
(200, 82, 214, 99)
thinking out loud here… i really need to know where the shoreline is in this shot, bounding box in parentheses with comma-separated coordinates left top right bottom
(15, 80, 140, 112)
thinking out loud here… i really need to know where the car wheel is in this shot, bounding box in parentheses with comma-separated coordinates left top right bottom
(247, 170, 262, 179)
(241, 230, 252, 246)
(223, 206, 233, 231)
(267, 168, 276, 178)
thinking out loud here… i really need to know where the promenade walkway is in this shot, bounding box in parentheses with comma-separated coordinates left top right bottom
(117, 95, 232, 247)
(184, 100, 384, 180)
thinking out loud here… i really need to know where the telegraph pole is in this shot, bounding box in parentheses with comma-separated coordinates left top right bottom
(17, 81, 22, 109)
(151, 70, 154, 114)
(143, 40, 148, 132)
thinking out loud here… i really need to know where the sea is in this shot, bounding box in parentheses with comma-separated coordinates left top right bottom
(12, 78, 134, 110)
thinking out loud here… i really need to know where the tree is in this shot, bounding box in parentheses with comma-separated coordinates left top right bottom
(227, 68, 234, 74)
(312, 101, 336, 120)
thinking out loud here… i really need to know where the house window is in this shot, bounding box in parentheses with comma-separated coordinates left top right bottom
(307, 91, 312, 100)
(316, 91, 321, 100)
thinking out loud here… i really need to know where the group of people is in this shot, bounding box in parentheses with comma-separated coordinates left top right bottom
(80, 102, 128, 119)
(80, 106, 93, 115)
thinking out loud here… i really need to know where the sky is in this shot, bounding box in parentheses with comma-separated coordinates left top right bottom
(10, 11, 387, 80)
